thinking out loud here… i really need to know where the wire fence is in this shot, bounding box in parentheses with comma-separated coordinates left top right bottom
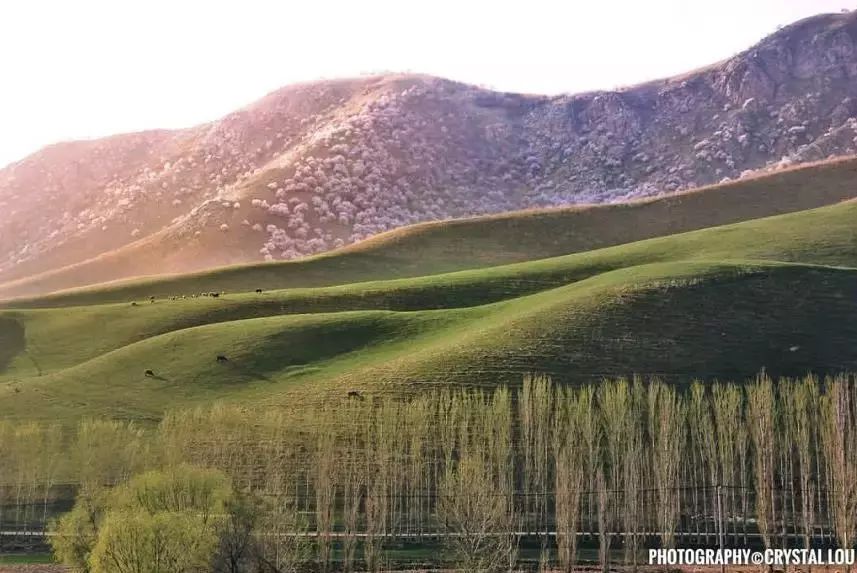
(0, 483, 845, 548)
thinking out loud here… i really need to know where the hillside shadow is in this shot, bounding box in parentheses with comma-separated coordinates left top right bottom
(0, 318, 25, 373)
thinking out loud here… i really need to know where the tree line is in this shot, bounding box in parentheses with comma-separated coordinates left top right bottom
(2, 372, 857, 571)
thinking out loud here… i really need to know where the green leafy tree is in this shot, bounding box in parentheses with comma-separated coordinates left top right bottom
(53, 465, 232, 573)
(90, 509, 217, 573)
(50, 485, 110, 572)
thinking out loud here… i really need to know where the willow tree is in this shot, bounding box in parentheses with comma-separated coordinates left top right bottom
(9, 424, 42, 539)
(35, 424, 63, 528)
(553, 387, 584, 573)
(437, 453, 518, 573)
(340, 410, 366, 573)
(687, 382, 717, 544)
(253, 494, 311, 573)
(403, 397, 430, 539)
(490, 387, 515, 503)
(747, 374, 776, 551)
(799, 377, 821, 545)
(622, 379, 645, 571)
(73, 419, 149, 488)
(363, 401, 395, 573)
(54, 465, 231, 573)
(781, 377, 818, 550)
(313, 423, 336, 573)
(574, 386, 600, 544)
(712, 383, 744, 542)
(649, 381, 685, 548)
(519, 375, 554, 539)
(595, 468, 611, 573)
(820, 375, 857, 553)
(599, 380, 634, 571)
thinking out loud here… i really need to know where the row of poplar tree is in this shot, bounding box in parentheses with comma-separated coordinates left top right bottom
(2, 372, 857, 571)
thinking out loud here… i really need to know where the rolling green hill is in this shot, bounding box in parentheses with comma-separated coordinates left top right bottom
(3, 156, 857, 308)
(1, 160, 857, 422)
(1, 260, 856, 422)
(2, 196, 856, 376)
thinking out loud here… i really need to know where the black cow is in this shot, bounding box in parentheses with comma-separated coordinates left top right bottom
(144, 369, 155, 377)
(216, 355, 229, 363)
(255, 288, 263, 294)
(347, 390, 364, 400)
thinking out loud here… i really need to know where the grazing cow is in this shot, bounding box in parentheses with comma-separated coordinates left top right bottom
(255, 288, 263, 294)
(144, 369, 155, 377)
(131, 302, 138, 306)
(210, 292, 220, 298)
(216, 355, 229, 363)
(149, 296, 156, 303)
(347, 390, 364, 400)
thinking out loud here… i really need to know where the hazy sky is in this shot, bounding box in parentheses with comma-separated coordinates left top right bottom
(1, 0, 854, 168)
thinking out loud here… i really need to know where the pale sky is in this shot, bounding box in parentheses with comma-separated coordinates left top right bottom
(1, 0, 854, 168)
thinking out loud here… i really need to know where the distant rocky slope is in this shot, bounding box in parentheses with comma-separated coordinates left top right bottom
(2, 11, 857, 292)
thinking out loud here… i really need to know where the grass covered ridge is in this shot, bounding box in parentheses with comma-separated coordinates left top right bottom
(1, 162, 856, 421)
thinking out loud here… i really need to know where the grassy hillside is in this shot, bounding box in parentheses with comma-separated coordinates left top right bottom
(3, 156, 857, 306)
(1, 261, 856, 423)
(1, 184, 856, 421)
(2, 198, 856, 378)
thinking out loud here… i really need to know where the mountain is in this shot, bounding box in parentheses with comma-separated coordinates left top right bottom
(2, 159, 857, 422)
(3, 11, 857, 297)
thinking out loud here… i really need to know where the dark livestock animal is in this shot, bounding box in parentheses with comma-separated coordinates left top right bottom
(216, 355, 229, 363)
(144, 369, 155, 377)
(347, 390, 364, 400)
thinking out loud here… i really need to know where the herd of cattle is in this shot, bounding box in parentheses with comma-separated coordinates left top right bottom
(130, 288, 268, 306)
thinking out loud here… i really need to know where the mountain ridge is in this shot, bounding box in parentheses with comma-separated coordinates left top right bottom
(4, 11, 857, 296)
